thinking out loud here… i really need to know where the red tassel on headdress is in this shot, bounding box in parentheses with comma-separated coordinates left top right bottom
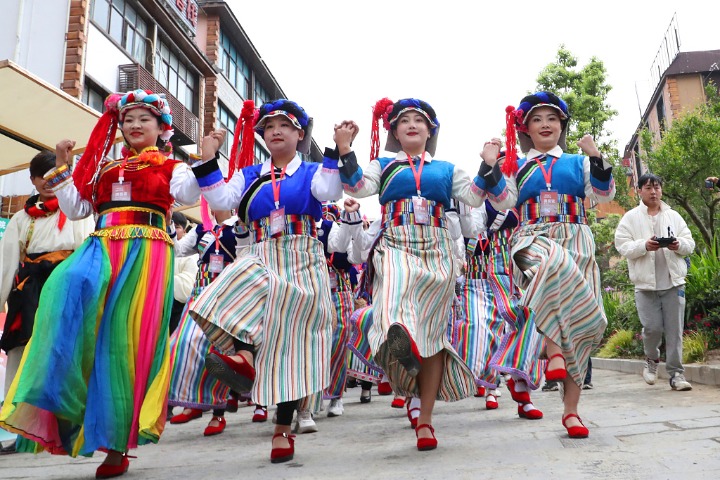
(502, 105, 519, 176)
(72, 95, 122, 200)
(370, 98, 394, 161)
(228, 100, 256, 181)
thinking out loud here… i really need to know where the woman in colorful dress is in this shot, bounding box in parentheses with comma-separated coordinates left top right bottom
(339, 98, 495, 451)
(478, 92, 614, 438)
(167, 209, 245, 436)
(187, 99, 349, 463)
(0, 90, 203, 478)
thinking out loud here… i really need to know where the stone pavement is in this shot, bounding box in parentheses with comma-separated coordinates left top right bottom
(2, 367, 719, 480)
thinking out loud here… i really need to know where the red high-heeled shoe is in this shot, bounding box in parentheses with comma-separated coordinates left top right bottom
(391, 397, 405, 408)
(270, 432, 296, 463)
(562, 413, 589, 438)
(378, 380, 393, 396)
(170, 408, 203, 424)
(507, 378, 531, 404)
(406, 399, 420, 428)
(485, 393, 498, 410)
(252, 406, 268, 422)
(387, 323, 422, 377)
(415, 424, 438, 451)
(474, 386, 486, 397)
(517, 403, 543, 420)
(96, 453, 133, 479)
(545, 353, 567, 381)
(203, 416, 226, 436)
(205, 351, 256, 392)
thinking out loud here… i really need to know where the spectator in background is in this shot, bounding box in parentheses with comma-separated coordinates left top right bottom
(0, 151, 94, 454)
(615, 173, 695, 391)
(169, 212, 198, 335)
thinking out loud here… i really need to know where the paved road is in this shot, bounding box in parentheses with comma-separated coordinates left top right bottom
(3, 368, 719, 480)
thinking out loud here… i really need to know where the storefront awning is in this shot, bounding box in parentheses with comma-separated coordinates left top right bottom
(0, 60, 122, 176)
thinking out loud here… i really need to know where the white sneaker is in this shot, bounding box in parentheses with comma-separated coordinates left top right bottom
(669, 372, 692, 391)
(643, 358, 659, 385)
(327, 398, 344, 417)
(294, 409, 318, 434)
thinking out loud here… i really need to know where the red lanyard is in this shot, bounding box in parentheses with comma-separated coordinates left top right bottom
(534, 155, 557, 190)
(405, 151, 426, 196)
(269, 163, 288, 208)
(326, 253, 335, 268)
(118, 154, 130, 183)
(210, 225, 224, 254)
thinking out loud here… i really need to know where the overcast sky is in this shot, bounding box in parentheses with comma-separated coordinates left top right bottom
(227, 0, 718, 219)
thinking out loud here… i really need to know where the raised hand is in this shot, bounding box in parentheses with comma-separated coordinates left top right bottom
(201, 129, 227, 161)
(577, 134, 601, 158)
(55, 139, 77, 168)
(344, 197, 360, 213)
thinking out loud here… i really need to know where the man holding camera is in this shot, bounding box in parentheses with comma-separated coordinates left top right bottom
(615, 174, 695, 391)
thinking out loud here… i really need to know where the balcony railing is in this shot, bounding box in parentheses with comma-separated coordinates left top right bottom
(118, 63, 199, 145)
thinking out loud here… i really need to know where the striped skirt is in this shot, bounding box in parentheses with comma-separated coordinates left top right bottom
(0, 234, 173, 456)
(168, 298, 229, 410)
(346, 306, 384, 383)
(369, 225, 476, 401)
(324, 290, 354, 399)
(511, 222, 607, 386)
(189, 235, 334, 407)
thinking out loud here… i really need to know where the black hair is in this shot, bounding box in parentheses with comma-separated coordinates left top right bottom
(29, 150, 57, 178)
(172, 211, 188, 229)
(637, 173, 663, 189)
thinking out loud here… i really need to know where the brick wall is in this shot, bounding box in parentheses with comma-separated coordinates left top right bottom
(203, 14, 221, 135)
(62, 0, 90, 98)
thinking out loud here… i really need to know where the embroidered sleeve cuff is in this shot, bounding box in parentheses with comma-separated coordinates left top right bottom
(192, 156, 224, 190)
(44, 164, 73, 192)
(476, 162, 502, 190)
(322, 150, 340, 170)
(589, 156, 613, 182)
(341, 210, 363, 225)
(339, 151, 363, 186)
(324, 146, 340, 160)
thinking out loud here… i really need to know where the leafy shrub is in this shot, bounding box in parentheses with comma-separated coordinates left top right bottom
(597, 329, 644, 359)
(683, 331, 709, 364)
(602, 290, 641, 340)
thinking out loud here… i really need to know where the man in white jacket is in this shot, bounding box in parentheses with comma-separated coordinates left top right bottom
(615, 174, 695, 391)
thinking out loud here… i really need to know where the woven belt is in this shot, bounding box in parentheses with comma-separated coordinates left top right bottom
(250, 214, 317, 243)
(96, 207, 166, 230)
(381, 198, 446, 229)
(520, 194, 587, 225)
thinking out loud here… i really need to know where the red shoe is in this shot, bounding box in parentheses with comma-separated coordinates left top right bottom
(205, 351, 256, 392)
(406, 400, 420, 428)
(378, 381, 393, 396)
(415, 424, 438, 451)
(485, 393, 498, 410)
(517, 403, 543, 420)
(203, 416, 226, 436)
(391, 397, 405, 409)
(474, 386, 486, 398)
(225, 397, 239, 413)
(562, 413, 589, 438)
(387, 323, 422, 377)
(96, 454, 131, 479)
(170, 408, 203, 424)
(270, 432, 295, 463)
(545, 353, 567, 381)
(507, 378, 531, 404)
(252, 406, 268, 422)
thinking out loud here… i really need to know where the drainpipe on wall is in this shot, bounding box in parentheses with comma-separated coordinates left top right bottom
(13, 0, 26, 62)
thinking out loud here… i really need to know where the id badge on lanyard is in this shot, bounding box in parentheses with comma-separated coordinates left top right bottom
(539, 190, 559, 216)
(111, 182, 132, 201)
(209, 253, 225, 273)
(269, 163, 288, 236)
(412, 196, 429, 224)
(329, 270, 339, 290)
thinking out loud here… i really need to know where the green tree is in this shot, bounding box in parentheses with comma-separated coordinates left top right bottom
(641, 84, 720, 249)
(534, 46, 634, 210)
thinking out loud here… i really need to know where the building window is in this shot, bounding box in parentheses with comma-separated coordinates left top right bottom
(82, 78, 107, 113)
(155, 39, 197, 113)
(219, 31, 251, 99)
(254, 144, 269, 165)
(217, 104, 237, 158)
(254, 82, 268, 107)
(656, 95, 666, 134)
(91, 0, 148, 65)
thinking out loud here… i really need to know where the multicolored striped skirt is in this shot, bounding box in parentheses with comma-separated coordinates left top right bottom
(511, 222, 606, 386)
(168, 293, 230, 410)
(454, 241, 546, 389)
(324, 290, 354, 399)
(346, 306, 384, 384)
(189, 235, 334, 407)
(369, 225, 476, 401)
(0, 233, 173, 456)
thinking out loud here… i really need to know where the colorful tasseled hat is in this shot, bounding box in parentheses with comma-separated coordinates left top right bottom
(254, 99, 313, 155)
(322, 202, 340, 222)
(72, 89, 174, 201)
(502, 91, 570, 175)
(369, 98, 440, 161)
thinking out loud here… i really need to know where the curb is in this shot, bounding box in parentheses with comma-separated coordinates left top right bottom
(593, 357, 720, 387)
